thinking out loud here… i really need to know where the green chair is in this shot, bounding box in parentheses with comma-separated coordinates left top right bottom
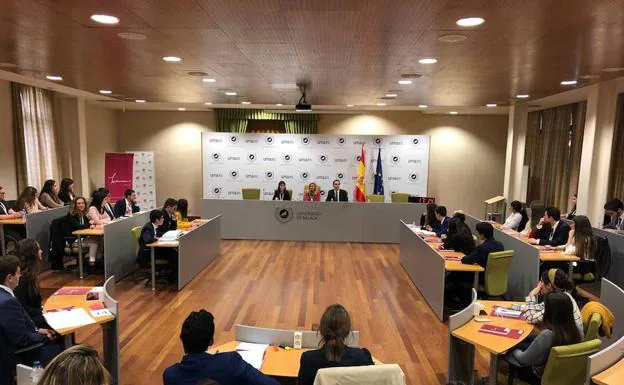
(390, 193, 409, 203)
(367, 194, 384, 203)
(583, 312, 602, 341)
(479, 250, 513, 297)
(287, 189, 293, 199)
(242, 188, 261, 200)
(131, 226, 142, 255)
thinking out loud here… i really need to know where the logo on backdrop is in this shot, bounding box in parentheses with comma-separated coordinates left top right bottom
(409, 173, 418, 183)
(300, 171, 310, 181)
(336, 172, 345, 180)
(354, 154, 362, 163)
(265, 136, 274, 145)
(230, 135, 238, 144)
(283, 154, 293, 163)
(337, 137, 346, 146)
(229, 170, 239, 180)
(374, 137, 382, 145)
(391, 155, 400, 165)
(301, 136, 311, 145)
(411, 138, 420, 146)
(265, 171, 275, 180)
(275, 207, 294, 223)
(247, 153, 257, 162)
(318, 154, 328, 164)
(211, 187, 222, 197)
(320, 190, 327, 197)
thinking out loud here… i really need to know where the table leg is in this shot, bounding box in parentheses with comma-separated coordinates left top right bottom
(0, 224, 5, 256)
(78, 235, 84, 279)
(102, 320, 119, 385)
(568, 261, 574, 279)
(151, 247, 156, 291)
(473, 272, 479, 290)
(62, 334, 73, 349)
(489, 353, 499, 385)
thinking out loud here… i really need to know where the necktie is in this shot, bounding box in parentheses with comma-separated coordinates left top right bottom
(335, 190, 339, 202)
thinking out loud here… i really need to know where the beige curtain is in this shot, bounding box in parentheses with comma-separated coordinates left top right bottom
(524, 102, 587, 210)
(607, 94, 624, 200)
(12, 83, 61, 192)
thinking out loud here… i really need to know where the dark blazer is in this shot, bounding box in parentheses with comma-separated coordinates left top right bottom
(57, 192, 73, 206)
(137, 222, 158, 266)
(0, 200, 10, 215)
(163, 352, 279, 385)
(325, 189, 348, 202)
(113, 199, 140, 218)
(537, 221, 571, 247)
(272, 190, 291, 201)
(461, 237, 504, 269)
(14, 276, 48, 329)
(0, 288, 47, 356)
(298, 347, 374, 385)
(436, 216, 451, 237)
(443, 234, 476, 255)
(158, 210, 178, 237)
(69, 213, 91, 232)
(420, 214, 441, 232)
(103, 203, 115, 222)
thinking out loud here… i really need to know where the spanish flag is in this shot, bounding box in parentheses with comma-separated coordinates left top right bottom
(355, 145, 366, 202)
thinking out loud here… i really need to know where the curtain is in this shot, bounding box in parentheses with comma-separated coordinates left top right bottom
(607, 94, 624, 200)
(524, 101, 587, 210)
(215, 109, 319, 133)
(11, 83, 61, 192)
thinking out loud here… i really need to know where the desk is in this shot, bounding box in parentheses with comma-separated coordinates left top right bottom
(593, 358, 624, 385)
(399, 221, 483, 321)
(0, 218, 26, 256)
(202, 199, 426, 243)
(537, 248, 580, 277)
(593, 228, 624, 289)
(72, 228, 104, 279)
(210, 341, 306, 378)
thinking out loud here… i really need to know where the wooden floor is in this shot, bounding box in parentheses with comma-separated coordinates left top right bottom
(40, 240, 490, 385)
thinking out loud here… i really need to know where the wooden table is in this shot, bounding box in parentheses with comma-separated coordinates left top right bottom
(429, 240, 484, 288)
(538, 249, 580, 277)
(43, 286, 115, 335)
(146, 240, 179, 290)
(0, 217, 26, 256)
(592, 358, 624, 385)
(72, 228, 104, 279)
(451, 300, 535, 385)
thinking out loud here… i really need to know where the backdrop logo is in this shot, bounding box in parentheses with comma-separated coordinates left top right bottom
(318, 154, 328, 164)
(336, 172, 345, 180)
(300, 171, 310, 181)
(391, 155, 400, 165)
(211, 187, 222, 197)
(275, 207, 294, 223)
(229, 170, 239, 180)
(283, 154, 293, 163)
(337, 137, 346, 146)
(301, 136, 311, 145)
(230, 135, 238, 143)
(265, 136, 274, 145)
(247, 153, 257, 162)
(265, 171, 275, 180)
(411, 138, 420, 146)
(211, 153, 220, 161)
(409, 173, 419, 183)
(320, 190, 327, 197)
(374, 137, 382, 145)
(354, 154, 362, 163)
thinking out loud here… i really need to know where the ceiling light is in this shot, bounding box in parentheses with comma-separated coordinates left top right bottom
(99, 90, 112, 94)
(177, 107, 186, 111)
(486, 103, 497, 107)
(135, 99, 146, 103)
(601, 67, 624, 73)
(385, 93, 398, 98)
(578, 74, 599, 79)
(46, 75, 62, 81)
(241, 101, 251, 105)
(117, 32, 146, 40)
(449, 111, 458, 115)
(560, 80, 578, 86)
(398, 80, 413, 85)
(418, 104, 428, 108)
(204, 102, 212, 105)
(516, 94, 530, 99)
(418, 58, 438, 64)
(225, 91, 237, 96)
(163, 56, 182, 62)
(376, 103, 386, 106)
(346, 104, 355, 107)
(438, 34, 468, 43)
(456, 17, 485, 27)
(276, 103, 283, 106)
(202, 78, 216, 83)
(90, 14, 119, 25)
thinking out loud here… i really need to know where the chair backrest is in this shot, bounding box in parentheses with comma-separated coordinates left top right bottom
(390, 193, 409, 203)
(367, 194, 384, 203)
(540, 339, 601, 385)
(313, 364, 405, 385)
(594, 235, 611, 279)
(241, 188, 261, 200)
(235, 324, 359, 349)
(484, 250, 513, 296)
(131, 226, 142, 255)
(16, 364, 32, 385)
(584, 313, 602, 341)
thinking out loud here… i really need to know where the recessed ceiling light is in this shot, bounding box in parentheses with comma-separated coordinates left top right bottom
(486, 103, 497, 107)
(204, 102, 212, 105)
(202, 78, 216, 83)
(135, 99, 146, 103)
(46, 75, 62, 81)
(578, 74, 599, 79)
(90, 14, 119, 25)
(560, 80, 578, 86)
(376, 102, 386, 106)
(346, 104, 355, 107)
(438, 34, 468, 43)
(456, 17, 485, 27)
(516, 94, 530, 99)
(177, 107, 187, 111)
(225, 91, 237, 96)
(601, 67, 624, 73)
(276, 103, 283, 106)
(449, 111, 458, 115)
(99, 90, 112, 94)
(385, 93, 398, 98)
(398, 80, 413, 85)
(241, 101, 251, 105)
(117, 32, 146, 40)
(418, 58, 438, 64)
(163, 56, 182, 62)
(418, 104, 428, 108)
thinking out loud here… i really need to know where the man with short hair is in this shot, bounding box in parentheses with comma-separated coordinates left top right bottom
(136, 209, 164, 267)
(159, 198, 178, 237)
(0, 186, 24, 220)
(461, 222, 504, 270)
(163, 310, 279, 385)
(113, 189, 140, 218)
(325, 180, 348, 202)
(528, 207, 570, 246)
(434, 206, 450, 237)
(603, 198, 624, 230)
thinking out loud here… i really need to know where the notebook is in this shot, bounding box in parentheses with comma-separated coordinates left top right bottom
(478, 324, 524, 339)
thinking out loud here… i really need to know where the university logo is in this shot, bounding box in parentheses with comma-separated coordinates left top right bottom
(211, 152, 220, 161)
(300, 171, 310, 181)
(409, 173, 418, 183)
(318, 154, 328, 164)
(230, 135, 238, 143)
(275, 207, 294, 223)
(301, 136, 311, 145)
(354, 155, 362, 163)
(337, 137, 346, 146)
(391, 155, 400, 165)
(374, 137, 382, 145)
(265, 136, 274, 145)
(336, 172, 345, 180)
(247, 153, 257, 162)
(411, 138, 420, 146)
(229, 170, 239, 180)
(211, 187, 222, 197)
(265, 171, 274, 180)
(283, 154, 293, 163)
(320, 190, 327, 197)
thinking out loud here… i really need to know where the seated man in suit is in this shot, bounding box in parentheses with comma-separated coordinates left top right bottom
(434, 206, 451, 237)
(158, 198, 178, 237)
(528, 206, 570, 246)
(325, 179, 348, 202)
(163, 309, 279, 385)
(113, 189, 140, 218)
(0, 256, 63, 375)
(0, 185, 24, 220)
(137, 209, 178, 284)
(461, 222, 504, 269)
(603, 198, 624, 230)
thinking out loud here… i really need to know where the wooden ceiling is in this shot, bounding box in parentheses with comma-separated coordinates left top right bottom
(1, 0, 624, 107)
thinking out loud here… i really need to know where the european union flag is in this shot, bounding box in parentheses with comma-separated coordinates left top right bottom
(373, 147, 384, 195)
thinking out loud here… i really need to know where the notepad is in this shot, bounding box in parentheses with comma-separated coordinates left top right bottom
(478, 324, 524, 339)
(44, 308, 95, 330)
(235, 342, 268, 370)
(55, 287, 91, 295)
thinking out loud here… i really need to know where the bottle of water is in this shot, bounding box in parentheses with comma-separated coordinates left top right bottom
(30, 361, 43, 384)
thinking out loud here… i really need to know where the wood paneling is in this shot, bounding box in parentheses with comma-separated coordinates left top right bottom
(40, 240, 491, 385)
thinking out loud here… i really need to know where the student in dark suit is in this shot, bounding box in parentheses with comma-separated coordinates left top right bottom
(113, 189, 140, 218)
(0, 256, 62, 372)
(528, 207, 571, 247)
(136, 209, 164, 267)
(461, 222, 505, 270)
(158, 198, 178, 237)
(272, 181, 291, 201)
(325, 179, 348, 202)
(603, 198, 624, 230)
(0, 185, 24, 220)
(163, 309, 278, 385)
(14, 239, 50, 329)
(434, 206, 451, 237)
(298, 304, 374, 385)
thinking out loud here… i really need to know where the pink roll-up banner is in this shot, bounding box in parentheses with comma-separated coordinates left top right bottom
(105, 153, 135, 202)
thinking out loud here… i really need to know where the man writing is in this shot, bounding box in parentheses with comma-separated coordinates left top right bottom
(325, 179, 348, 202)
(113, 189, 140, 218)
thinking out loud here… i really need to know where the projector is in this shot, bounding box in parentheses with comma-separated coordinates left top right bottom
(295, 102, 312, 112)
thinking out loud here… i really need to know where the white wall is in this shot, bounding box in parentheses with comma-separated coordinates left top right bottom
(0, 79, 17, 197)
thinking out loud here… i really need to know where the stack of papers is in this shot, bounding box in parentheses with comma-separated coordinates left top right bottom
(44, 308, 96, 330)
(160, 230, 182, 242)
(493, 307, 523, 319)
(235, 342, 268, 369)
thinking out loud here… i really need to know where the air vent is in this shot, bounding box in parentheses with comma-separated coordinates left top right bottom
(401, 73, 422, 79)
(187, 71, 209, 77)
(97, 99, 122, 103)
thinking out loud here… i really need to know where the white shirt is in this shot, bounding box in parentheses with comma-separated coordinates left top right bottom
(504, 212, 523, 230)
(125, 199, 133, 216)
(0, 201, 7, 214)
(0, 284, 15, 297)
(549, 221, 560, 241)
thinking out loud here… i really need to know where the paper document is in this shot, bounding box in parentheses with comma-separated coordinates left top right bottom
(90, 308, 112, 318)
(493, 307, 522, 318)
(160, 230, 182, 241)
(44, 308, 95, 330)
(236, 343, 268, 369)
(157, 241, 178, 246)
(236, 342, 269, 352)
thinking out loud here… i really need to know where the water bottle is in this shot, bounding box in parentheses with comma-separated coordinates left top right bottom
(30, 361, 43, 383)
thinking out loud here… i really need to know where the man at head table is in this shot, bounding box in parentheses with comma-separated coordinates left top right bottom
(325, 179, 348, 202)
(0, 185, 24, 220)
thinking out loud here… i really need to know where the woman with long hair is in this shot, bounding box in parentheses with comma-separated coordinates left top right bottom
(37, 345, 111, 385)
(88, 191, 112, 226)
(304, 182, 321, 202)
(298, 304, 373, 385)
(272, 181, 291, 201)
(39, 179, 63, 208)
(70, 196, 101, 267)
(176, 198, 192, 229)
(559, 215, 596, 260)
(15, 186, 47, 213)
(521, 200, 546, 237)
(420, 203, 441, 232)
(503, 200, 523, 230)
(566, 194, 577, 220)
(14, 238, 49, 328)
(58, 178, 75, 205)
(442, 218, 476, 254)
(507, 292, 582, 384)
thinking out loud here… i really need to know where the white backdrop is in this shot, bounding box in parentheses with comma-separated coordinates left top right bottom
(128, 151, 157, 210)
(202, 133, 430, 201)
